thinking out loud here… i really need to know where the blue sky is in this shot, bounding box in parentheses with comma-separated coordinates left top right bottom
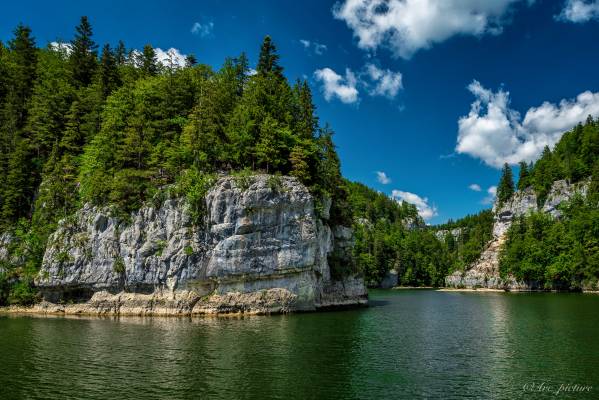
(2, 0, 599, 224)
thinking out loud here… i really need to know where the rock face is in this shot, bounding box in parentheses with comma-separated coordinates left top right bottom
(445, 180, 588, 290)
(379, 269, 398, 289)
(34, 175, 367, 315)
(0, 233, 11, 265)
(434, 228, 462, 242)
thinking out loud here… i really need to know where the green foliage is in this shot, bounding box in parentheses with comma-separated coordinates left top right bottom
(266, 174, 283, 193)
(174, 169, 216, 224)
(510, 116, 599, 206)
(348, 179, 494, 287)
(0, 20, 358, 294)
(497, 163, 515, 205)
(499, 116, 599, 289)
(113, 256, 125, 274)
(55, 251, 72, 264)
(257, 36, 283, 78)
(7, 278, 40, 306)
(437, 210, 495, 269)
(69, 16, 98, 87)
(154, 240, 167, 257)
(500, 195, 599, 289)
(346, 180, 425, 285)
(231, 168, 254, 191)
(517, 161, 531, 190)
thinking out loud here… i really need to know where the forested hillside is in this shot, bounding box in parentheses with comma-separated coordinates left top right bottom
(0, 18, 350, 304)
(349, 180, 494, 287)
(497, 117, 599, 289)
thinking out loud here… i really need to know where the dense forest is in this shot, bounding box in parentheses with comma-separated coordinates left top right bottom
(497, 117, 599, 289)
(349, 180, 494, 287)
(0, 18, 352, 304)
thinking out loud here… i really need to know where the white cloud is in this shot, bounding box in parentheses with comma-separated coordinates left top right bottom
(191, 21, 214, 37)
(314, 67, 359, 104)
(557, 0, 599, 23)
(314, 43, 328, 55)
(49, 41, 72, 55)
(364, 63, 403, 98)
(333, 0, 529, 59)
(391, 189, 438, 220)
(469, 183, 482, 192)
(456, 80, 599, 168)
(376, 171, 391, 184)
(314, 64, 403, 103)
(300, 39, 328, 55)
(482, 185, 497, 204)
(155, 47, 187, 68)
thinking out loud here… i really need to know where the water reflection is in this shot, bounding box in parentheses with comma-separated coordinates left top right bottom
(1, 292, 599, 399)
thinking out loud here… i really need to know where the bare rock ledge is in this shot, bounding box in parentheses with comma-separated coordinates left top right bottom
(31, 175, 367, 315)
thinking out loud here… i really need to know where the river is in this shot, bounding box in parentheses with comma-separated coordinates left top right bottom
(1, 289, 598, 399)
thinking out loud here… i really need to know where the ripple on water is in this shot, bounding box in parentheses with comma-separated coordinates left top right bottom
(1, 291, 599, 399)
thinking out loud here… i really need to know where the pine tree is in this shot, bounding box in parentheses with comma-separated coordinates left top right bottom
(98, 44, 120, 98)
(140, 44, 158, 76)
(233, 52, 249, 96)
(581, 115, 599, 171)
(4, 24, 38, 129)
(185, 54, 197, 67)
(497, 163, 515, 205)
(115, 40, 127, 65)
(517, 161, 529, 190)
(289, 141, 312, 183)
(257, 36, 283, 78)
(27, 50, 76, 161)
(1, 140, 34, 223)
(0, 23, 37, 196)
(295, 80, 318, 139)
(70, 16, 98, 87)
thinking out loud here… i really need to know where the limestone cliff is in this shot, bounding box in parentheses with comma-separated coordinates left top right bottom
(445, 179, 588, 290)
(32, 175, 367, 315)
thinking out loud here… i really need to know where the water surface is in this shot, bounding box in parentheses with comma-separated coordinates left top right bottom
(1, 290, 598, 399)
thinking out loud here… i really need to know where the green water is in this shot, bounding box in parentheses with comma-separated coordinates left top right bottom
(1, 290, 598, 399)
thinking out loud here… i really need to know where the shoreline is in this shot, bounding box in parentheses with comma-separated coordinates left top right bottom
(393, 286, 599, 293)
(0, 299, 369, 318)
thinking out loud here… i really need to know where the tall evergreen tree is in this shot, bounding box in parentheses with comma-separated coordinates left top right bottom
(4, 24, 38, 129)
(517, 161, 530, 190)
(69, 16, 98, 87)
(98, 44, 120, 98)
(497, 163, 515, 205)
(295, 80, 318, 139)
(257, 36, 283, 78)
(185, 54, 197, 67)
(115, 40, 127, 66)
(233, 52, 249, 96)
(140, 44, 158, 76)
(1, 140, 34, 223)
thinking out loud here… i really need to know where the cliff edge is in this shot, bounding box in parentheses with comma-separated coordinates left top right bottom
(29, 175, 367, 315)
(445, 179, 589, 290)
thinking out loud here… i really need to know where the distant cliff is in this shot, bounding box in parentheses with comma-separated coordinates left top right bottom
(23, 175, 367, 315)
(445, 179, 590, 290)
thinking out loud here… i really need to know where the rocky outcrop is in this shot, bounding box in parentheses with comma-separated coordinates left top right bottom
(33, 175, 367, 315)
(0, 233, 12, 265)
(446, 179, 588, 290)
(379, 269, 398, 289)
(434, 228, 462, 242)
